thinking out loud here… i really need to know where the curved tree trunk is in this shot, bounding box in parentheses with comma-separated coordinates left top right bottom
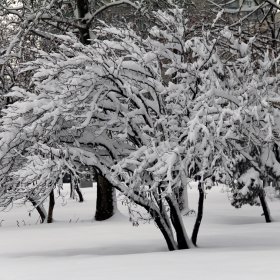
(95, 175, 115, 221)
(259, 189, 272, 223)
(166, 195, 191, 249)
(47, 189, 55, 223)
(148, 207, 178, 251)
(75, 184, 84, 202)
(132, 190, 178, 251)
(29, 197, 47, 223)
(101, 177, 191, 251)
(155, 188, 174, 236)
(191, 182, 204, 246)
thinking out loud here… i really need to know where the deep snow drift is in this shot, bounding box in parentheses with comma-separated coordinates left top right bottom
(1, 183, 280, 280)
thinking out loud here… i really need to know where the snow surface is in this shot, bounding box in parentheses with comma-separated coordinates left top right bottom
(1, 183, 280, 280)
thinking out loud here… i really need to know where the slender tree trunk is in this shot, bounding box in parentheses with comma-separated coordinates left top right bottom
(166, 195, 190, 249)
(191, 182, 204, 246)
(29, 197, 47, 223)
(75, 184, 84, 202)
(153, 189, 176, 243)
(259, 189, 272, 223)
(47, 190, 55, 223)
(70, 180, 75, 199)
(95, 175, 115, 221)
(124, 188, 178, 251)
(148, 207, 178, 251)
(70, 175, 84, 202)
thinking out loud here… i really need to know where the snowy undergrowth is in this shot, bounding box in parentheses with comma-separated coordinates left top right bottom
(1, 184, 280, 280)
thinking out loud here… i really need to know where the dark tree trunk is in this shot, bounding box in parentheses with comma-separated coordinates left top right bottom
(47, 190, 55, 223)
(148, 207, 178, 251)
(75, 184, 84, 202)
(273, 143, 280, 162)
(70, 179, 75, 199)
(124, 189, 178, 251)
(70, 175, 84, 202)
(166, 196, 190, 249)
(191, 182, 204, 246)
(155, 186, 174, 233)
(29, 197, 46, 223)
(76, 0, 116, 219)
(259, 189, 272, 223)
(152, 189, 176, 245)
(76, 0, 90, 45)
(95, 175, 115, 221)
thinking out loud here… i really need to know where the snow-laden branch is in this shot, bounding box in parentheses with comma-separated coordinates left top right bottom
(1, 4, 280, 248)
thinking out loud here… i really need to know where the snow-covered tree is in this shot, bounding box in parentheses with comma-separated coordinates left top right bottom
(0, 7, 193, 249)
(99, 5, 280, 232)
(1, 3, 280, 249)
(205, 0, 280, 222)
(0, 0, 145, 221)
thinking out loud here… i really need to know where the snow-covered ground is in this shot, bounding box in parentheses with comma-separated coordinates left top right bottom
(1, 184, 280, 280)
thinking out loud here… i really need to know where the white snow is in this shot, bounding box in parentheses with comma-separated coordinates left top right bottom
(1, 184, 280, 279)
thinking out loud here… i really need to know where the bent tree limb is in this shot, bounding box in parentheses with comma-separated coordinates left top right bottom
(29, 197, 47, 223)
(191, 182, 204, 246)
